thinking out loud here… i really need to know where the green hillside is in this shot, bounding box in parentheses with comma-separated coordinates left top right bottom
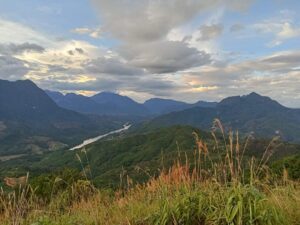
(1, 125, 299, 188)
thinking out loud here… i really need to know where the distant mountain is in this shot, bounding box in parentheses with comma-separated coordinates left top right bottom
(46, 91, 150, 116)
(193, 100, 217, 108)
(143, 98, 217, 115)
(143, 92, 300, 143)
(45, 91, 102, 115)
(45, 90, 64, 103)
(91, 92, 150, 116)
(46, 91, 217, 117)
(0, 80, 124, 155)
(144, 98, 189, 114)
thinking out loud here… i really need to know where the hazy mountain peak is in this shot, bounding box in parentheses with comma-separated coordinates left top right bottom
(144, 98, 186, 105)
(218, 92, 284, 109)
(92, 91, 137, 104)
(247, 92, 261, 97)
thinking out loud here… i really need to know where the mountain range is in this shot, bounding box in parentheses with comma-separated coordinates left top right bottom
(143, 92, 300, 143)
(46, 90, 217, 116)
(1, 79, 300, 159)
(0, 78, 299, 188)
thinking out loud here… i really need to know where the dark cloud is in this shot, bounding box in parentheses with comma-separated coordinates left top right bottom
(45, 65, 84, 77)
(86, 1, 255, 75)
(0, 42, 45, 55)
(131, 78, 181, 96)
(35, 73, 179, 97)
(67, 50, 74, 55)
(92, 0, 252, 43)
(84, 57, 145, 75)
(67, 48, 85, 56)
(91, 0, 222, 43)
(120, 41, 211, 74)
(261, 52, 300, 65)
(75, 48, 84, 54)
(0, 55, 29, 80)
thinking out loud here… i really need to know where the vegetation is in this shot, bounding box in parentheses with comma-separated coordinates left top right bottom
(271, 154, 300, 179)
(0, 120, 299, 225)
(1, 125, 299, 189)
(1, 125, 300, 190)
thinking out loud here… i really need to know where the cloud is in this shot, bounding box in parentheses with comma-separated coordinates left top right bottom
(92, 0, 252, 42)
(0, 43, 45, 55)
(277, 22, 300, 39)
(180, 50, 300, 107)
(71, 27, 102, 38)
(197, 24, 223, 41)
(84, 57, 145, 75)
(0, 19, 53, 47)
(230, 23, 245, 32)
(227, 0, 253, 11)
(259, 51, 300, 70)
(0, 55, 29, 80)
(75, 48, 84, 54)
(91, 0, 224, 43)
(254, 21, 300, 47)
(90, 1, 248, 73)
(119, 41, 211, 74)
(7, 1, 300, 107)
(34, 67, 180, 98)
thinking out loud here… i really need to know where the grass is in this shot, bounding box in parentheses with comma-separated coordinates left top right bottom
(0, 119, 299, 225)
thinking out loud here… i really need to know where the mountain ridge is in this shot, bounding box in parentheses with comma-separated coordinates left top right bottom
(46, 90, 218, 116)
(142, 92, 300, 143)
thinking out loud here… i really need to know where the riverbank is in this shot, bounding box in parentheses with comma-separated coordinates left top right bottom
(70, 123, 131, 150)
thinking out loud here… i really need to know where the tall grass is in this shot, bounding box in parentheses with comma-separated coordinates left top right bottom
(0, 120, 299, 225)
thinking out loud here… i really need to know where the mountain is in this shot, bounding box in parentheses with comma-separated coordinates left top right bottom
(46, 90, 218, 117)
(193, 100, 217, 108)
(46, 91, 150, 116)
(0, 80, 125, 156)
(144, 98, 189, 114)
(91, 92, 150, 116)
(1, 80, 66, 121)
(142, 92, 300, 143)
(45, 91, 102, 115)
(143, 98, 216, 115)
(44, 90, 64, 103)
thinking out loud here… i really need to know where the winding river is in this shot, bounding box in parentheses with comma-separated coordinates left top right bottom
(70, 123, 131, 150)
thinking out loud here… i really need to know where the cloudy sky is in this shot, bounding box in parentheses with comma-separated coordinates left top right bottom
(0, 0, 300, 107)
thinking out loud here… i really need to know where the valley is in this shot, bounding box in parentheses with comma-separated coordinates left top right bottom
(0, 80, 299, 225)
(1, 79, 299, 184)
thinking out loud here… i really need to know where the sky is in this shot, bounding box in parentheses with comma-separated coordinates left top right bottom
(0, 0, 299, 107)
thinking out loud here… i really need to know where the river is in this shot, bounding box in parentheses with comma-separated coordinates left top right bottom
(70, 123, 131, 150)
